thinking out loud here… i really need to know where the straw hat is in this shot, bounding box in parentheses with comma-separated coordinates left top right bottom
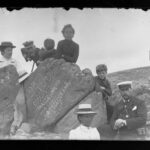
(76, 104, 96, 115)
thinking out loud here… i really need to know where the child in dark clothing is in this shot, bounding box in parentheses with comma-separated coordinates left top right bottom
(38, 38, 56, 62)
(56, 24, 79, 63)
(94, 64, 113, 123)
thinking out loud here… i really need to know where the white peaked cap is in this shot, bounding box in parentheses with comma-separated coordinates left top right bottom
(117, 81, 132, 86)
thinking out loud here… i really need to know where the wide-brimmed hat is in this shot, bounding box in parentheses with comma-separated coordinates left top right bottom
(76, 104, 97, 115)
(23, 41, 34, 48)
(117, 81, 132, 91)
(0, 42, 16, 49)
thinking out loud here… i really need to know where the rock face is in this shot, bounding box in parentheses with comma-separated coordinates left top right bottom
(23, 58, 95, 130)
(0, 65, 19, 134)
(55, 91, 107, 133)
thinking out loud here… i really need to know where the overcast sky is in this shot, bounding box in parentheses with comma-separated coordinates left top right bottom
(0, 8, 150, 75)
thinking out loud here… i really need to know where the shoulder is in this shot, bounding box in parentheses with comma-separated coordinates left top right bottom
(131, 96, 145, 106)
(72, 40, 79, 48)
(94, 76, 99, 80)
(58, 40, 65, 45)
(105, 78, 111, 84)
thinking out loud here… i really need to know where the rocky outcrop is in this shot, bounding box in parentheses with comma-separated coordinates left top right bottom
(23, 58, 96, 130)
(0, 65, 19, 134)
(55, 91, 107, 133)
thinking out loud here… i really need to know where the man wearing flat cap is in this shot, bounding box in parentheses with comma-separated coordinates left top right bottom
(110, 81, 147, 140)
(69, 103, 100, 140)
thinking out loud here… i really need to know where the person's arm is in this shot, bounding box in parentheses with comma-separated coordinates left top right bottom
(125, 100, 147, 129)
(56, 41, 63, 59)
(63, 44, 79, 63)
(101, 80, 112, 96)
(69, 130, 78, 140)
(15, 59, 27, 77)
(110, 104, 119, 129)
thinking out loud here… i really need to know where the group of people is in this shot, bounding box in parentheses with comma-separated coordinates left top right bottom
(0, 23, 148, 140)
(69, 65, 147, 140)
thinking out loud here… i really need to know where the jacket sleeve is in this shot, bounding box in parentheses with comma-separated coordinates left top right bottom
(126, 100, 147, 129)
(102, 80, 112, 96)
(56, 42, 63, 59)
(110, 104, 119, 129)
(63, 44, 79, 63)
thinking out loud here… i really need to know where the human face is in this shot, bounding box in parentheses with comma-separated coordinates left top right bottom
(2, 47, 13, 59)
(63, 27, 74, 40)
(78, 114, 95, 127)
(97, 70, 107, 80)
(119, 89, 130, 100)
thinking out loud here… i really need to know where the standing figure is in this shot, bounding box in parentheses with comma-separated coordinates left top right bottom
(94, 64, 112, 123)
(0, 42, 27, 135)
(56, 24, 79, 63)
(69, 103, 100, 140)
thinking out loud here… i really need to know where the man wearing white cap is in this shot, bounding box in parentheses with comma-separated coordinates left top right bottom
(110, 81, 147, 140)
(69, 104, 100, 140)
(97, 81, 147, 140)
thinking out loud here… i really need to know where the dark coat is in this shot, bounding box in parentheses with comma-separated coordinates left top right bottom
(110, 95, 147, 140)
(94, 76, 112, 101)
(39, 49, 56, 61)
(56, 39, 79, 63)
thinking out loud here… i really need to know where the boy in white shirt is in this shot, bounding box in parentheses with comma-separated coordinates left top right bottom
(0, 42, 28, 135)
(69, 103, 100, 140)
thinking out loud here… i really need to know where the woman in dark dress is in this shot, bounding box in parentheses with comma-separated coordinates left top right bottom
(56, 24, 79, 63)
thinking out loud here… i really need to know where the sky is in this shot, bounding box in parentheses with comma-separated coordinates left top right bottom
(0, 8, 150, 75)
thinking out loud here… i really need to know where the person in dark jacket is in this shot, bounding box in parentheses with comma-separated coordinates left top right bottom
(56, 24, 79, 63)
(98, 81, 147, 140)
(94, 64, 113, 123)
(38, 38, 56, 62)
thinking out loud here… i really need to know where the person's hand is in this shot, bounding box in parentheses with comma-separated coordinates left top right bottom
(114, 119, 126, 130)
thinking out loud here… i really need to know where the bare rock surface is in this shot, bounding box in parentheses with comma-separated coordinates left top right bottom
(23, 58, 95, 130)
(0, 65, 19, 134)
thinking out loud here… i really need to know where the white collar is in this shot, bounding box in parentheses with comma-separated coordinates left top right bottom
(79, 124, 92, 130)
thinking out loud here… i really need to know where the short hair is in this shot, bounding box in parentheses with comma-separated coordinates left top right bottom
(44, 38, 55, 49)
(61, 24, 75, 35)
(96, 64, 108, 73)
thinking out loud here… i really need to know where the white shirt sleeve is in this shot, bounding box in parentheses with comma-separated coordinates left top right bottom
(69, 130, 79, 140)
(15, 59, 27, 76)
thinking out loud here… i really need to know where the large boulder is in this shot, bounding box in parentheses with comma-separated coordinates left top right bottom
(23, 58, 95, 130)
(0, 65, 19, 134)
(54, 91, 107, 133)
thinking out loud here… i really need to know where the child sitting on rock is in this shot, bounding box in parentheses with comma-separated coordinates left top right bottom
(38, 38, 56, 64)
